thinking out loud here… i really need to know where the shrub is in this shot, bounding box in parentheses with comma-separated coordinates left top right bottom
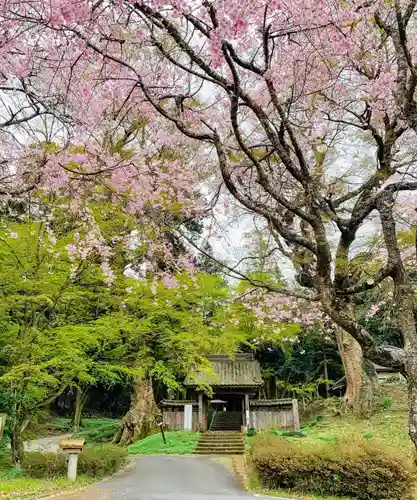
(250, 434, 415, 500)
(22, 452, 67, 478)
(78, 444, 127, 477)
(23, 444, 127, 479)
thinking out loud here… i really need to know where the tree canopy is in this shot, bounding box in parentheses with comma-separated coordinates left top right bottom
(1, 0, 417, 450)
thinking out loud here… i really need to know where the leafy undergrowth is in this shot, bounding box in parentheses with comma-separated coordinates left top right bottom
(128, 431, 200, 455)
(22, 418, 71, 440)
(73, 419, 121, 443)
(0, 475, 95, 499)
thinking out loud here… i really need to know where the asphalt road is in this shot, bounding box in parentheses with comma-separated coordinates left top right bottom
(66, 456, 290, 500)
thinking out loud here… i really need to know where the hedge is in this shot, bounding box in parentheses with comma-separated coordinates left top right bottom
(250, 434, 415, 500)
(23, 444, 127, 479)
(78, 444, 127, 477)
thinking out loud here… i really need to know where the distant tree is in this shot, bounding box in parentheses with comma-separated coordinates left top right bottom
(112, 272, 245, 446)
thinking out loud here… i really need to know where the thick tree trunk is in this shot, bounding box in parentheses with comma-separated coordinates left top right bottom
(335, 328, 369, 411)
(113, 377, 157, 446)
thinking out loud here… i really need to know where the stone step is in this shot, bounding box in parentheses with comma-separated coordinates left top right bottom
(194, 450, 244, 455)
(211, 425, 240, 431)
(199, 437, 244, 443)
(203, 431, 242, 434)
(211, 423, 241, 426)
(196, 445, 244, 452)
(212, 424, 241, 427)
(199, 440, 243, 444)
(196, 441, 244, 446)
(212, 425, 241, 428)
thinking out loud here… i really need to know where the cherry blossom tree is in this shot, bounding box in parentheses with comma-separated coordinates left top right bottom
(2, 0, 417, 447)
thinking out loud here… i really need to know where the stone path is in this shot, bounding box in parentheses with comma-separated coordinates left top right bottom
(50, 456, 290, 500)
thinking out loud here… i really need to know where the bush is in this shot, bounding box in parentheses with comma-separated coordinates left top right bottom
(250, 434, 415, 500)
(22, 452, 67, 478)
(23, 444, 127, 479)
(78, 444, 127, 477)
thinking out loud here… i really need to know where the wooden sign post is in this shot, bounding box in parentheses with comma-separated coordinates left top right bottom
(60, 439, 85, 481)
(155, 414, 166, 444)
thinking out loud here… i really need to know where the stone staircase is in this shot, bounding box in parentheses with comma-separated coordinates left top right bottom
(210, 411, 242, 431)
(194, 431, 245, 455)
(194, 412, 244, 455)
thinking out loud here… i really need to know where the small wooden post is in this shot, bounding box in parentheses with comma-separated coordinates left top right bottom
(160, 424, 166, 444)
(155, 414, 167, 444)
(198, 392, 204, 430)
(292, 399, 300, 431)
(244, 393, 250, 428)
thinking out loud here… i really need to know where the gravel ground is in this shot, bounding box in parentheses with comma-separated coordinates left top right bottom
(24, 434, 73, 453)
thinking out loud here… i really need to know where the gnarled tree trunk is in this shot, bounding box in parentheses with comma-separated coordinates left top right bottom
(406, 355, 417, 452)
(335, 328, 373, 413)
(113, 377, 157, 446)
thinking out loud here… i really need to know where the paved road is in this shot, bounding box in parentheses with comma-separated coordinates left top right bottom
(54, 456, 289, 500)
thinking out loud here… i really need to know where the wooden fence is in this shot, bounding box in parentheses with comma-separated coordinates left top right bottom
(249, 399, 300, 431)
(161, 402, 199, 431)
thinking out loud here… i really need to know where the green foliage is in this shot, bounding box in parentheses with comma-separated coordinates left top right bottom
(128, 431, 199, 455)
(0, 213, 135, 441)
(22, 452, 67, 478)
(0, 196, 253, 462)
(0, 204, 240, 444)
(78, 444, 128, 477)
(250, 434, 415, 500)
(23, 444, 127, 479)
(47, 419, 72, 433)
(107, 272, 243, 393)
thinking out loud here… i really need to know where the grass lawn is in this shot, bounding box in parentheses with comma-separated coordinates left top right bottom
(0, 475, 95, 499)
(128, 431, 200, 455)
(73, 419, 121, 443)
